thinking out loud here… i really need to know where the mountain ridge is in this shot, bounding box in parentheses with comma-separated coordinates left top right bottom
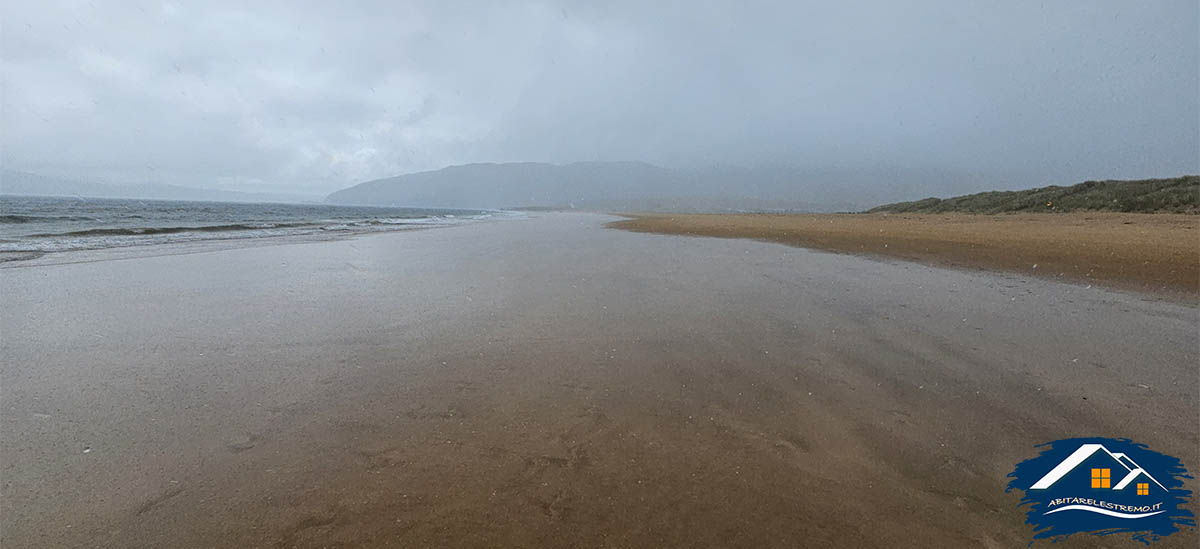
(325, 161, 990, 212)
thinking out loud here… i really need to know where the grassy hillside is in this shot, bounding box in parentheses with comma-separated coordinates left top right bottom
(867, 176, 1198, 214)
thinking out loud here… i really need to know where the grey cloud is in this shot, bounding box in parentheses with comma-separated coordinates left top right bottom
(2, 0, 1196, 195)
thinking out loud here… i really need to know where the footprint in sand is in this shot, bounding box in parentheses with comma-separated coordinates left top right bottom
(227, 434, 262, 453)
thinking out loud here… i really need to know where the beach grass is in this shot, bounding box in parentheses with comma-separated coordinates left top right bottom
(867, 176, 1199, 214)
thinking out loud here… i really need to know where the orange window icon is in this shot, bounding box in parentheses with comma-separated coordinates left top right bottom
(1137, 483, 1149, 495)
(1091, 468, 1111, 488)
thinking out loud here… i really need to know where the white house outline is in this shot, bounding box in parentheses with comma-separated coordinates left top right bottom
(1030, 443, 1167, 491)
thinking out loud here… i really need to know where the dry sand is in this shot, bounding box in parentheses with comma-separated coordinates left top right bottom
(1, 213, 1197, 547)
(609, 212, 1199, 299)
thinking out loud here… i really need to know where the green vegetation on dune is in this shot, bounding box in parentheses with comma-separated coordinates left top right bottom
(867, 176, 1199, 214)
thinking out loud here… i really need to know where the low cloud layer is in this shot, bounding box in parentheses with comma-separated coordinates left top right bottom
(3, 1, 1197, 195)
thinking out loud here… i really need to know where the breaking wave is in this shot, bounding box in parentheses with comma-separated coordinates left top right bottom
(27, 222, 318, 238)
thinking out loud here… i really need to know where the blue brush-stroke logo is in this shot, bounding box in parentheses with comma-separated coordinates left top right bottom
(1007, 438, 1194, 545)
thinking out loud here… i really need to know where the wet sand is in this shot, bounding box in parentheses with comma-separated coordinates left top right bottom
(2, 213, 1197, 547)
(609, 212, 1199, 299)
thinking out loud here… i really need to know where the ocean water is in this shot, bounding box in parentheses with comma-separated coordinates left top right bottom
(0, 195, 501, 260)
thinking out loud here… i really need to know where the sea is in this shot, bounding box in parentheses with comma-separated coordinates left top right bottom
(0, 195, 503, 261)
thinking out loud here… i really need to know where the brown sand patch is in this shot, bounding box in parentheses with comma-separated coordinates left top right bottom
(609, 212, 1199, 298)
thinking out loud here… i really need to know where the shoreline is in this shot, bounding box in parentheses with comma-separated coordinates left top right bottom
(608, 212, 1199, 301)
(0, 194, 523, 267)
(0, 215, 522, 269)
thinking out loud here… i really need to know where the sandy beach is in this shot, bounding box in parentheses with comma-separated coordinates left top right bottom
(610, 212, 1200, 299)
(2, 212, 1197, 547)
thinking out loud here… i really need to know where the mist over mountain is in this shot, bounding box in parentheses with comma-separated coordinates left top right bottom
(0, 170, 319, 204)
(325, 162, 995, 212)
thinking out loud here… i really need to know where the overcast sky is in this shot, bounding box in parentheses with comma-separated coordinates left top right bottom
(2, 1, 1197, 195)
